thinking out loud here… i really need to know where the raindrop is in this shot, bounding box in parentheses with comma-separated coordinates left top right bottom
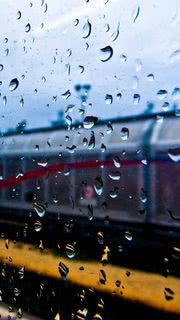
(140, 188, 147, 203)
(169, 49, 180, 63)
(121, 127, 129, 140)
(116, 93, 122, 100)
(9, 78, 19, 92)
(109, 187, 119, 198)
(108, 171, 121, 181)
(88, 131, 95, 149)
(87, 204, 94, 220)
(65, 243, 76, 259)
(172, 87, 180, 100)
(164, 287, 174, 301)
(105, 94, 113, 104)
(83, 116, 98, 129)
(133, 93, 140, 105)
(65, 104, 75, 114)
(132, 5, 140, 23)
(17, 11, 21, 20)
(85, 42, 89, 50)
(58, 261, 69, 279)
(65, 63, 71, 76)
(106, 122, 113, 134)
(18, 267, 24, 279)
(78, 65, 84, 73)
(135, 58, 142, 72)
(19, 97, 24, 107)
(111, 22, 120, 41)
(100, 46, 113, 62)
(33, 202, 46, 217)
(94, 177, 103, 196)
(157, 89, 168, 100)
(120, 54, 127, 63)
(4, 48, 9, 56)
(3, 96, 7, 105)
(14, 288, 20, 297)
(141, 159, 147, 165)
(162, 102, 169, 111)
(97, 231, 104, 244)
(168, 149, 180, 162)
(66, 145, 77, 153)
(37, 159, 48, 167)
(82, 20, 91, 39)
(74, 19, 79, 26)
(34, 220, 42, 232)
(4, 38, 8, 43)
(61, 90, 71, 99)
(147, 73, 154, 81)
(93, 314, 103, 320)
(99, 269, 106, 284)
(104, 23, 110, 32)
(44, 3, 48, 13)
(115, 279, 121, 287)
(101, 143, 106, 152)
(77, 308, 88, 319)
(25, 23, 31, 32)
(42, 76, 46, 83)
(65, 114, 72, 129)
(124, 230, 133, 241)
(67, 48, 72, 57)
(0, 64, 3, 71)
(5, 239, 9, 249)
(113, 156, 121, 168)
(132, 76, 139, 89)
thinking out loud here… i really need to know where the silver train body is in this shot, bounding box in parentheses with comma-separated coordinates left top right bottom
(0, 115, 179, 236)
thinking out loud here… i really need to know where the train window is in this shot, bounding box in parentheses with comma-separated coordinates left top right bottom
(0, 1, 179, 319)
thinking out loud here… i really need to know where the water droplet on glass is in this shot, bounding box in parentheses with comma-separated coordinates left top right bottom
(157, 89, 168, 100)
(101, 143, 106, 153)
(65, 114, 72, 129)
(25, 23, 31, 32)
(124, 230, 133, 241)
(140, 188, 147, 203)
(9, 78, 19, 92)
(82, 20, 91, 39)
(162, 102, 169, 111)
(66, 145, 77, 154)
(17, 11, 21, 20)
(141, 159, 147, 165)
(121, 127, 129, 140)
(113, 156, 121, 168)
(34, 220, 42, 232)
(83, 116, 98, 129)
(93, 314, 103, 320)
(168, 149, 180, 162)
(77, 308, 88, 319)
(18, 267, 25, 279)
(3, 96, 7, 105)
(104, 23, 110, 32)
(116, 93, 122, 100)
(58, 261, 69, 280)
(132, 76, 139, 89)
(99, 269, 106, 284)
(33, 202, 46, 217)
(147, 73, 154, 81)
(78, 65, 84, 73)
(132, 5, 140, 23)
(115, 279, 121, 287)
(88, 131, 95, 149)
(105, 94, 113, 104)
(62, 90, 71, 99)
(94, 177, 103, 195)
(120, 54, 127, 63)
(172, 87, 180, 100)
(108, 171, 121, 181)
(37, 159, 48, 167)
(0, 64, 3, 72)
(100, 46, 113, 62)
(74, 19, 79, 26)
(135, 58, 142, 72)
(14, 288, 20, 297)
(133, 93, 140, 105)
(169, 49, 180, 63)
(44, 3, 48, 13)
(106, 122, 113, 134)
(19, 97, 24, 107)
(109, 187, 119, 198)
(111, 22, 120, 41)
(5, 239, 9, 249)
(65, 243, 76, 259)
(97, 231, 104, 244)
(4, 48, 9, 56)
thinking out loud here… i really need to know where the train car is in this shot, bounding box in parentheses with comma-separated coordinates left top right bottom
(0, 114, 179, 240)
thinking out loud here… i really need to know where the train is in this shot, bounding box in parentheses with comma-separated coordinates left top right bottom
(0, 112, 179, 240)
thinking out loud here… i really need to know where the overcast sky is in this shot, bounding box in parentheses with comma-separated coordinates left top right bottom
(0, 0, 180, 130)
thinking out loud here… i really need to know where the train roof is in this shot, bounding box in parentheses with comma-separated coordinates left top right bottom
(0, 113, 179, 156)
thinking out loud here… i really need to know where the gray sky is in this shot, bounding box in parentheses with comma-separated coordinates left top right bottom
(0, 0, 180, 130)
